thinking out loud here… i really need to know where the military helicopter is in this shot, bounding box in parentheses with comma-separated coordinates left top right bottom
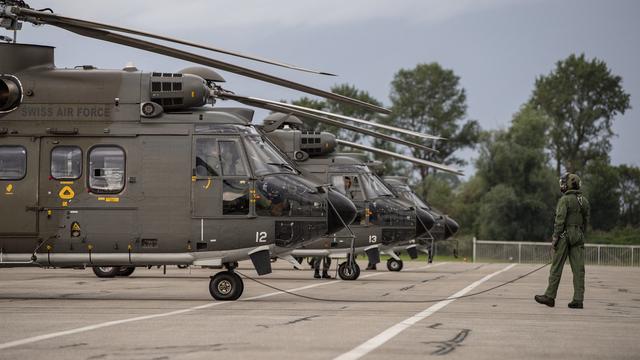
(0, 2, 442, 300)
(379, 176, 460, 271)
(254, 113, 461, 280)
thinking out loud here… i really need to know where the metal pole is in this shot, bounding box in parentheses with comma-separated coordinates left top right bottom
(518, 242, 521, 264)
(473, 237, 476, 263)
(597, 245, 601, 266)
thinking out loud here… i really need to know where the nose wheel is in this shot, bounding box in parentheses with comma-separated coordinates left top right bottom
(209, 271, 244, 301)
(387, 258, 404, 272)
(338, 261, 361, 280)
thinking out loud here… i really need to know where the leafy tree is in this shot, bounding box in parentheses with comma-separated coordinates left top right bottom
(582, 160, 620, 231)
(473, 106, 557, 240)
(389, 63, 480, 178)
(530, 53, 631, 176)
(617, 165, 640, 227)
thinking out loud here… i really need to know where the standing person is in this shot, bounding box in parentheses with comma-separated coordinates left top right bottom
(535, 173, 590, 309)
(313, 256, 332, 279)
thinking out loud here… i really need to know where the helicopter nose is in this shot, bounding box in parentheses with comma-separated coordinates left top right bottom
(327, 190, 357, 234)
(444, 217, 460, 239)
(416, 208, 435, 236)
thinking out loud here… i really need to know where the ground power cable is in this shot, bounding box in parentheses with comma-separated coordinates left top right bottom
(235, 261, 551, 303)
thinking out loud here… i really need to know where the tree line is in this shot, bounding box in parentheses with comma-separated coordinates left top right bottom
(291, 54, 638, 243)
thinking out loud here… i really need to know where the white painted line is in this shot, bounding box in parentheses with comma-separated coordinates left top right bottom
(0, 262, 446, 350)
(334, 263, 516, 360)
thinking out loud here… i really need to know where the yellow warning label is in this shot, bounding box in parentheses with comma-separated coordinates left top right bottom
(4, 183, 13, 195)
(59, 186, 75, 200)
(105, 197, 120, 203)
(72, 222, 81, 231)
(62, 201, 69, 207)
(60, 181, 74, 185)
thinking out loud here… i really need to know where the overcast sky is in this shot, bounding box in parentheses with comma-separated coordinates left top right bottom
(9, 0, 639, 175)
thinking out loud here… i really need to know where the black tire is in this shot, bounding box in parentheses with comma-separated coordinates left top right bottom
(209, 271, 244, 301)
(92, 266, 119, 278)
(338, 262, 361, 281)
(387, 258, 404, 272)
(117, 266, 135, 277)
(177, 265, 189, 269)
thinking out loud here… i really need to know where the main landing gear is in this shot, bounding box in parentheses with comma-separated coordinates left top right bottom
(92, 266, 136, 278)
(338, 261, 360, 280)
(209, 263, 244, 301)
(386, 258, 404, 272)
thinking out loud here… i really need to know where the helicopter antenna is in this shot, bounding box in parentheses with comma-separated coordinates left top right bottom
(1, 3, 389, 114)
(1, 3, 336, 76)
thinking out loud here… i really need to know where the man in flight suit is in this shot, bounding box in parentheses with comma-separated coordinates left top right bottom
(535, 173, 590, 309)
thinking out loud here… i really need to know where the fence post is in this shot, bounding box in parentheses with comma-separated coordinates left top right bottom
(632, 247, 634, 267)
(518, 242, 521, 264)
(597, 245, 601, 265)
(473, 237, 476, 263)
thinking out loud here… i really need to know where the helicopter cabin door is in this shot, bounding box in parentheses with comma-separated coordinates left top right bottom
(192, 136, 253, 216)
(0, 137, 39, 235)
(192, 135, 254, 250)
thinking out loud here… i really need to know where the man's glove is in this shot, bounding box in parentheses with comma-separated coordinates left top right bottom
(551, 235, 559, 250)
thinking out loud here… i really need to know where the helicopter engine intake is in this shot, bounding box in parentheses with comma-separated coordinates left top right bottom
(0, 75, 21, 113)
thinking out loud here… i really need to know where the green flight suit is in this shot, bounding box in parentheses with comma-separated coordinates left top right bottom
(544, 190, 591, 302)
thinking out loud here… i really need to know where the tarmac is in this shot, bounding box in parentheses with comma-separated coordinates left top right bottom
(0, 260, 638, 360)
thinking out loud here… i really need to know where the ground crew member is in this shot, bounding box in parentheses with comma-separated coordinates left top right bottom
(312, 256, 332, 279)
(535, 173, 590, 309)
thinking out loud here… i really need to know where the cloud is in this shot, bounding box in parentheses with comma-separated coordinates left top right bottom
(27, 0, 525, 31)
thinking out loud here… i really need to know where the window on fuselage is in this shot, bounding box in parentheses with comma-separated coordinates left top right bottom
(88, 146, 125, 194)
(51, 146, 82, 180)
(0, 146, 26, 180)
(195, 138, 220, 177)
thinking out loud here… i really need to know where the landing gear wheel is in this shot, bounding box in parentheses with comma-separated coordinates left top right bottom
(338, 262, 361, 280)
(117, 266, 135, 277)
(209, 271, 244, 301)
(92, 266, 119, 278)
(387, 258, 404, 272)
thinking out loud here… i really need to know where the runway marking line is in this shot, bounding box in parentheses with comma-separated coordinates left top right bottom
(0, 262, 447, 351)
(333, 263, 517, 360)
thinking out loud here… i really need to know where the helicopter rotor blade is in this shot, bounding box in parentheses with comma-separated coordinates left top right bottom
(6, 7, 389, 114)
(12, 7, 336, 76)
(336, 139, 463, 176)
(219, 93, 442, 141)
(222, 95, 438, 153)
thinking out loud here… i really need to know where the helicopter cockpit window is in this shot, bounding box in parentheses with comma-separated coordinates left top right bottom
(243, 132, 296, 176)
(222, 179, 250, 215)
(88, 146, 125, 194)
(331, 175, 365, 201)
(219, 140, 247, 176)
(359, 174, 394, 199)
(0, 146, 26, 180)
(195, 138, 220, 177)
(51, 146, 82, 180)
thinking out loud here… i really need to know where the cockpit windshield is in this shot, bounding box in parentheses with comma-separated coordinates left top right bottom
(359, 172, 394, 199)
(242, 128, 298, 176)
(396, 185, 430, 209)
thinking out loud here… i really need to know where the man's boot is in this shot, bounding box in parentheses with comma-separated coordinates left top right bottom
(322, 270, 332, 279)
(366, 263, 377, 270)
(314, 270, 321, 279)
(534, 294, 555, 307)
(568, 300, 583, 309)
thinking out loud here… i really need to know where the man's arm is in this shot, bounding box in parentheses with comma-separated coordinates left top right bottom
(583, 197, 591, 234)
(552, 196, 567, 248)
